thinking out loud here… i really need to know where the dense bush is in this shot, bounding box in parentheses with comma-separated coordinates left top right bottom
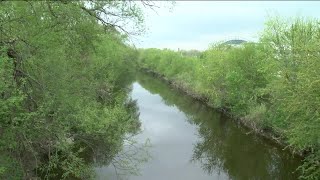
(137, 17, 320, 179)
(0, 1, 143, 179)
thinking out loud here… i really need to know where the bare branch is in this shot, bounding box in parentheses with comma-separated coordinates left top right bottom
(78, 5, 130, 35)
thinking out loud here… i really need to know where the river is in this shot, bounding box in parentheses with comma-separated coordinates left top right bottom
(95, 73, 302, 180)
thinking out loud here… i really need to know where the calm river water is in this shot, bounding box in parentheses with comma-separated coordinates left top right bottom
(95, 73, 302, 180)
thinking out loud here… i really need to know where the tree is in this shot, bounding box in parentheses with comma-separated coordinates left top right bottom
(0, 1, 152, 179)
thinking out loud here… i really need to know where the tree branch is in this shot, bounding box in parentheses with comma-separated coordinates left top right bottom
(78, 5, 130, 35)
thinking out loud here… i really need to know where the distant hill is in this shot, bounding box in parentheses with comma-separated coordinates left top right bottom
(224, 39, 247, 45)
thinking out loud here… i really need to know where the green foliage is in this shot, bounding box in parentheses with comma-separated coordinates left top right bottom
(137, 17, 320, 179)
(1, 1, 144, 179)
(261, 17, 320, 179)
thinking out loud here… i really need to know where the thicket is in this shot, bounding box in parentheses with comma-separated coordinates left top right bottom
(0, 1, 147, 179)
(138, 17, 320, 179)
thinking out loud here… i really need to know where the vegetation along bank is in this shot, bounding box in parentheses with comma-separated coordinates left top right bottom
(137, 17, 320, 179)
(0, 1, 149, 179)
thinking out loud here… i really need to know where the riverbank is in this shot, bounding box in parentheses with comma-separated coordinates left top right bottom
(0, 2, 143, 179)
(119, 72, 302, 179)
(140, 67, 303, 156)
(136, 17, 320, 179)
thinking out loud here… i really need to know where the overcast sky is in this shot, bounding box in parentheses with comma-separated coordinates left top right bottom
(133, 1, 320, 51)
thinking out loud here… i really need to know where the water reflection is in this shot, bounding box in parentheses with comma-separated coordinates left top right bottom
(191, 111, 300, 180)
(134, 72, 302, 180)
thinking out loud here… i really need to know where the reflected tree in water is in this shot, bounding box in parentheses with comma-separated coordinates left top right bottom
(136, 71, 301, 180)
